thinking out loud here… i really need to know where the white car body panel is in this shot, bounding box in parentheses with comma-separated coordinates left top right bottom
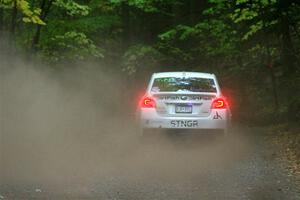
(137, 72, 231, 133)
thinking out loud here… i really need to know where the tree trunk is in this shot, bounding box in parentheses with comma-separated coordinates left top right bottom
(172, 2, 183, 26)
(10, 0, 17, 37)
(31, 26, 42, 51)
(278, 0, 296, 75)
(0, 8, 3, 33)
(260, 1, 279, 109)
(280, 14, 296, 75)
(268, 63, 279, 109)
(267, 43, 279, 109)
(31, 0, 53, 51)
(121, 1, 131, 49)
(188, 0, 204, 25)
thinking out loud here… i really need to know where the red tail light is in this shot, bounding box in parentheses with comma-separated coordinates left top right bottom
(140, 96, 156, 108)
(211, 98, 227, 109)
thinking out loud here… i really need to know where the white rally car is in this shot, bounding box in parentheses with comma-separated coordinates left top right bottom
(137, 72, 231, 135)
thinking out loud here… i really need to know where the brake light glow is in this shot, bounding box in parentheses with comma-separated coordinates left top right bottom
(140, 96, 156, 108)
(211, 98, 227, 109)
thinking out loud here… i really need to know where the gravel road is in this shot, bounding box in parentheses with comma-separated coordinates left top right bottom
(1, 125, 299, 200)
(1, 54, 299, 200)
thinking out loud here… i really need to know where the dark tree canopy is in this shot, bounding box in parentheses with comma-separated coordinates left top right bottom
(0, 0, 300, 122)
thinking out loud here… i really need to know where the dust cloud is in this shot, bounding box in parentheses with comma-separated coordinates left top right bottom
(0, 52, 249, 195)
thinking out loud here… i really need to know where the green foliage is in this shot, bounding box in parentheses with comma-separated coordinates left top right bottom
(42, 31, 104, 63)
(158, 19, 238, 64)
(230, 0, 278, 40)
(48, 15, 121, 35)
(0, 0, 45, 25)
(1, 0, 300, 124)
(110, 0, 178, 13)
(158, 29, 177, 41)
(203, 0, 227, 15)
(54, 0, 90, 16)
(19, 0, 45, 25)
(112, 0, 159, 12)
(122, 44, 162, 75)
(0, 0, 12, 8)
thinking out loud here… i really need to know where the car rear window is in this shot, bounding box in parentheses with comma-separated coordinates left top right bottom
(151, 77, 217, 93)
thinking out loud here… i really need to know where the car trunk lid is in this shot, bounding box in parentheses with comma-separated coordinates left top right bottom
(152, 92, 216, 117)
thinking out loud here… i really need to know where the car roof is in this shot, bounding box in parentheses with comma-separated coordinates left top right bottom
(152, 72, 215, 79)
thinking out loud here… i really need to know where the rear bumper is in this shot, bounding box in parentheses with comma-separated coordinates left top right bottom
(139, 108, 231, 130)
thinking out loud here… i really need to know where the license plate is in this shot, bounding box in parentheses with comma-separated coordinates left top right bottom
(175, 104, 192, 113)
(171, 120, 198, 128)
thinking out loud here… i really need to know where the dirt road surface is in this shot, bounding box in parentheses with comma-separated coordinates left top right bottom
(1, 126, 300, 200)
(1, 66, 299, 200)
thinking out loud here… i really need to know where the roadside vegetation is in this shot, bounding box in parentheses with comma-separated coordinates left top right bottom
(267, 123, 300, 180)
(1, 0, 299, 176)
